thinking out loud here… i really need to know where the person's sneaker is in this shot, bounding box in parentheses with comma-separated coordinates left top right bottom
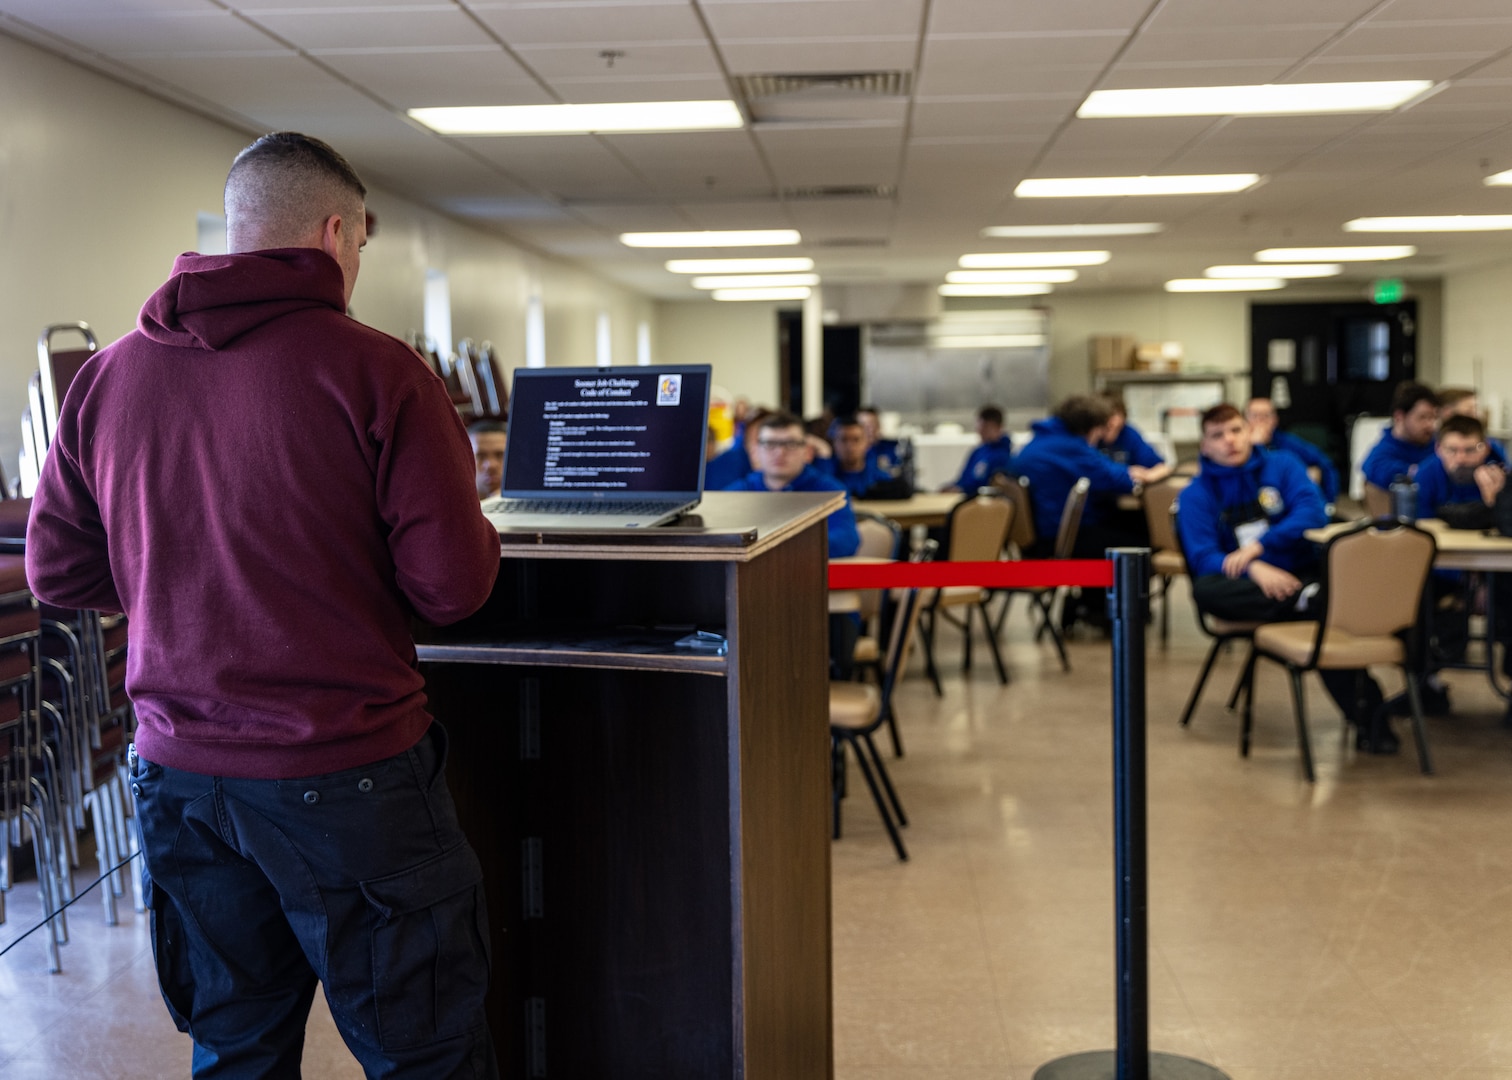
(1356, 707, 1401, 754)
(1385, 683, 1451, 717)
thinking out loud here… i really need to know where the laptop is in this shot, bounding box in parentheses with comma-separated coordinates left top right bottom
(482, 364, 712, 531)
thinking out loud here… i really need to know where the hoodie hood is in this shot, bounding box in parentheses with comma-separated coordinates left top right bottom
(1198, 450, 1269, 505)
(1030, 416, 1068, 439)
(139, 248, 347, 351)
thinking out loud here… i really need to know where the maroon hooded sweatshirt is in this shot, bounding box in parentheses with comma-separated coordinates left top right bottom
(26, 248, 501, 778)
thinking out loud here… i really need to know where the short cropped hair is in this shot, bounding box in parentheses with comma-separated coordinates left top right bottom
(757, 410, 805, 434)
(1200, 403, 1243, 432)
(1054, 395, 1113, 437)
(1437, 386, 1478, 412)
(1390, 380, 1438, 417)
(1100, 394, 1128, 419)
(1438, 413, 1486, 443)
(467, 418, 506, 437)
(977, 405, 1005, 427)
(225, 132, 367, 251)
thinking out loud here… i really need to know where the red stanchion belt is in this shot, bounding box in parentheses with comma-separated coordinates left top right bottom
(828, 560, 1114, 590)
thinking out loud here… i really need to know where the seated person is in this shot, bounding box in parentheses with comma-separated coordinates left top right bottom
(1411, 414, 1512, 715)
(857, 405, 900, 473)
(816, 414, 896, 497)
(468, 418, 506, 499)
(704, 406, 770, 490)
(1361, 381, 1440, 491)
(1438, 386, 1508, 465)
(1245, 397, 1340, 505)
(1178, 404, 1393, 752)
(1016, 395, 1158, 628)
(1098, 395, 1173, 484)
(724, 411, 861, 675)
(942, 405, 1016, 493)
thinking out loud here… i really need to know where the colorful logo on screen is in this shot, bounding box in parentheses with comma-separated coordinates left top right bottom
(657, 375, 682, 406)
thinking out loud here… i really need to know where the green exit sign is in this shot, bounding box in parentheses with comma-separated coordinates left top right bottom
(1371, 278, 1405, 304)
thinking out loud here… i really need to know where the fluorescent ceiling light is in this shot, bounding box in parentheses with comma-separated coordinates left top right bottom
(1016, 175, 1260, 198)
(1345, 215, 1512, 232)
(1165, 278, 1285, 292)
(621, 230, 801, 248)
(711, 287, 811, 301)
(932, 335, 1047, 349)
(1078, 80, 1433, 119)
(959, 251, 1110, 268)
(691, 274, 819, 289)
(408, 100, 743, 135)
(938, 283, 1054, 297)
(1256, 246, 1416, 262)
(946, 269, 1078, 284)
(983, 223, 1163, 237)
(1486, 169, 1512, 186)
(666, 257, 814, 273)
(1205, 264, 1342, 279)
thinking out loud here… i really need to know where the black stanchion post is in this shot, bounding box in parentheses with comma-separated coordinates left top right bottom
(1034, 550, 1230, 1080)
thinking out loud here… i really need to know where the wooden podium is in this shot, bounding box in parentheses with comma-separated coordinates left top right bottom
(417, 491, 840, 1079)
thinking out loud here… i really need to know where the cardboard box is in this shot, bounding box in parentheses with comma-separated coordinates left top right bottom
(1089, 334, 1137, 371)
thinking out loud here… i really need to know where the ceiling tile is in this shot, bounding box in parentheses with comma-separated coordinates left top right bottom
(546, 76, 735, 103)
(243, 8, 490, 51)
(676, 199, 798, 229)
(316, 48, 551, 109)
(1119, 26, 1343, 65)
(720, 39, 919, 74)
(1100, 61, 1294, 90)
(462, 135, 656, 199)
(1145, 0, 1378, 30)
(1288, 56, 1479, 82)
(927, 0, 1152, 35)
(1323, 22, 1512, 57)
(1374, 0, 1512, 19)
(701, 0, 924, 38)
(12, 10, 279, 54)
(470, 2, 704, 46)
(910, 97, 1077, 137)
(513, 42, 720, 77)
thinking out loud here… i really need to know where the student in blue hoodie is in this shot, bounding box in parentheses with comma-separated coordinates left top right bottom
(1098, 395, 1172, 479)
(1361, 381, 1440, 491)
(1016, 396, 1159, 628)
(943, 405, 1017, 493)
(1178, 403, 1394, 752)
(1245, 397, 1340, 505)
(816, 414, 896, 497)
(1438, 387, 1509, 466)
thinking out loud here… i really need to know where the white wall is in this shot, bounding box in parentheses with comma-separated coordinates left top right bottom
(653, 299, 783, 408)
(1444, 257, 1512, 428)
(0, 31, 655, 482)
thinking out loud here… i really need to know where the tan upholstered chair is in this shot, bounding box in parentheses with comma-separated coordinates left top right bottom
(850, 511, 904, 751)
(1248, 521, 1436, 782)
(918, 493, 1013, 694)
(1142, 477, 1191, 646)
(1172, 504, 1263, 731)
(831, 559, 931, 861)
(1362, 482, 1393, 519)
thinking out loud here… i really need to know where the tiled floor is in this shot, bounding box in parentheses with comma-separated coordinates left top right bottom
(6, 582, 1512, 1078)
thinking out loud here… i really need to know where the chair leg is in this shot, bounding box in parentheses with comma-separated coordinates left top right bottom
(1180, 637, 1226, 727)
(920, 608, 943, 697)
(845, 732, 907, 861)
(884, 703, 905, 759)
(1286, 666, 1316, 783)
(992, 591, 1013, 637)
(1404, 674, 1434, 776)
(830, 735, 846, 840)
(861, 731, 908, 828)
(20, 800, 62, 973)
(960, 603, 973, 672)
(1033, 592, 1072, 672)
(1159, 576, 1172, 646)
(976, 600, 1009, 685)
(1238, 648, 1259, 757)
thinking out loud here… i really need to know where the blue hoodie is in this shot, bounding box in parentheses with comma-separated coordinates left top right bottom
(1261, 430, 1340, 503)
(1414, 454, 1487, 520)
(952, 434, 1016, 492)
(1100, 423, 1165, 469)
(1015, 417, 1136, 538)
(815, 455, 895, 498)
(725, 465, 860, 557)
(1361, 424, 1435, 490)
(1178, 450, 1327, 579)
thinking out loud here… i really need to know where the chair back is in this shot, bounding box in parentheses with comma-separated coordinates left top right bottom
(1052, 477, 1092, 559)
(944, 493, 1013, 562)
(472, 340, 507, 417)
(992, 474, 1036, 551)
(1142, 476, 1190, 553)
(1323, 522, 1435, 640)
(881, 541, 938, 702)
(854, 511, 902, 560)
(1361, 482, 1392, 519)
(36, 322, 98, 454)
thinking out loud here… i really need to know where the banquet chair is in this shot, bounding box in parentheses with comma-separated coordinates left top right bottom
(35, 322, 98, 458)
(1142, 477, 1191, 646)
(918, 493, 1013, 695)
(1172, 506, 1263, 731)
(1009, 478, 1090, 672)
(830, 564, 930, 862)
(850, 512, 904, 753)
(1362, 482, 1392, 519)
(1247, 521, 1436, 782)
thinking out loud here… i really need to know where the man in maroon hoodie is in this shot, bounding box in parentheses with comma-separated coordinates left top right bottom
(26, 133, 502, 1077)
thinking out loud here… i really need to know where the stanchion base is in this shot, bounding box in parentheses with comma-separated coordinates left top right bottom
(1034, 1050, 1232, 1080)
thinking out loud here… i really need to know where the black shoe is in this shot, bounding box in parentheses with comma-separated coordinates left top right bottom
(1356, 708, 1401, 755)
(1385, 683, 1451, 717)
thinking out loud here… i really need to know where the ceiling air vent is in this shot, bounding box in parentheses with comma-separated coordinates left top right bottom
(734, 71, 912, 100)
(782, 185, 896, 201)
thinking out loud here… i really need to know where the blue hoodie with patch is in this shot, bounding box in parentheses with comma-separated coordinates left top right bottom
(1014, 417, 1136, 538)
(1177, 449, 1327, 579)
(1360, 424, 1436, 490)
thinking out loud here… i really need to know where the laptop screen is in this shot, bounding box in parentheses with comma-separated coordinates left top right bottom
(501, 365, 712, 498)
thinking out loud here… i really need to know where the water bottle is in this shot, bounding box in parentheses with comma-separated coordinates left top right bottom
(897, 435, 916, 492)
(1389, 474, 1417, 523)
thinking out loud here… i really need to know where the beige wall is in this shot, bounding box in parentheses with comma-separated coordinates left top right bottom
(653, 299, 783, 408)
(1443, 257, 1512, 429)
(0, 31, 654, 481)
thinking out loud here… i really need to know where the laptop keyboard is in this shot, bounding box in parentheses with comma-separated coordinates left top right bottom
(485, 498, 683, 516)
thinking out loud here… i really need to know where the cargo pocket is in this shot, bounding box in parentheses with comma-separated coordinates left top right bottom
(142, 875, 196, 1034)
(359, 842, 491, 1051)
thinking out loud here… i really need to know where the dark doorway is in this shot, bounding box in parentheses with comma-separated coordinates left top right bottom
(1249, 299, 1418, 475)
(822, 325, 863, 420)
(778, 310, 802, 415)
